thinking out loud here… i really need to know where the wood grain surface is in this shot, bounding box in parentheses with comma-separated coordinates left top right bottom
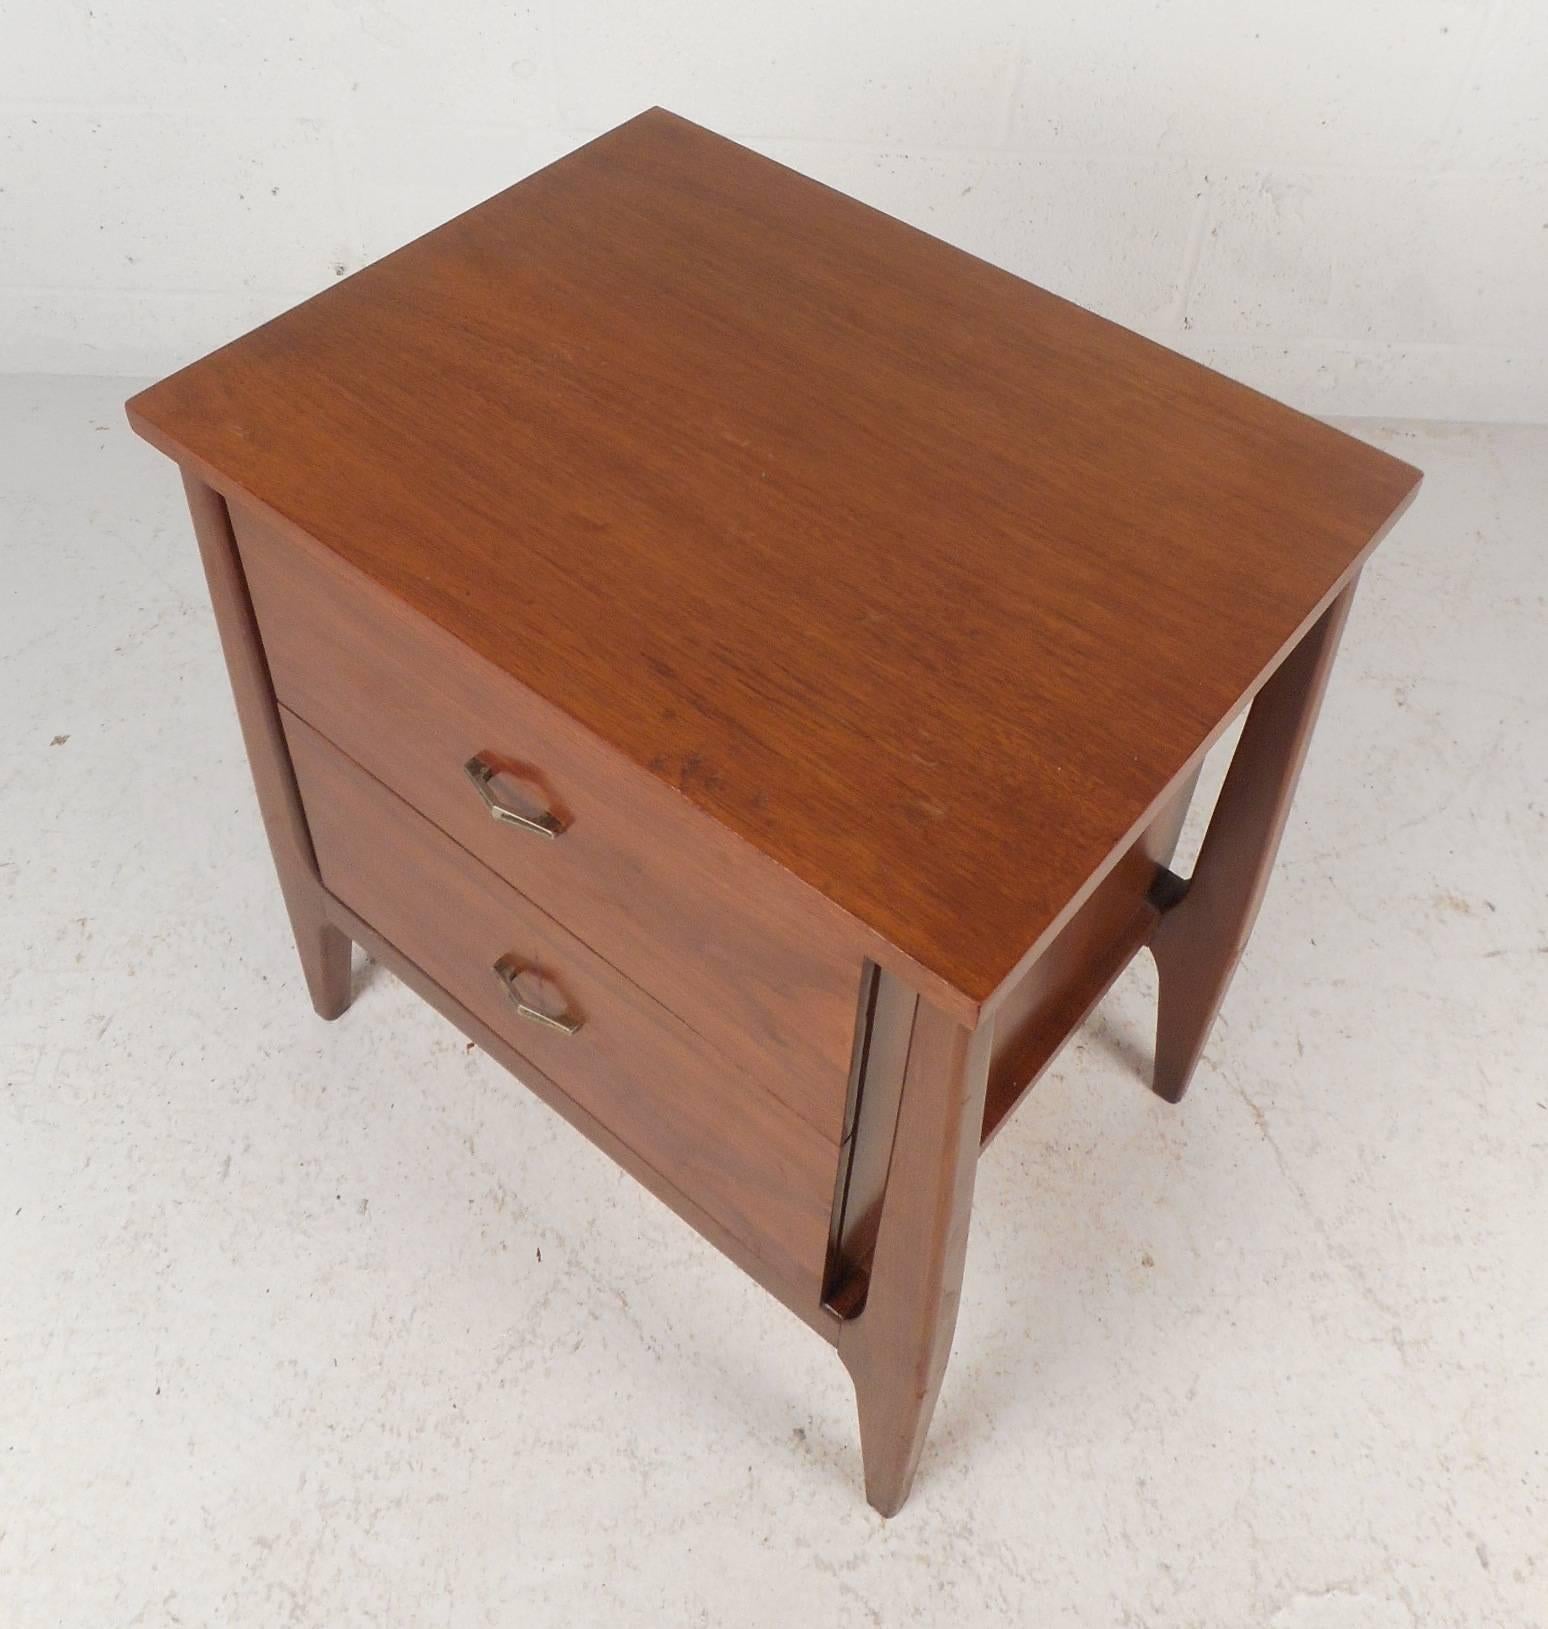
(838, 986, 995, 1516)
(319, 893, 843, 1342)
(179, 476, 352, 1019)
(285, 710, 842, 1297)
(236, 499, 862, 1140)
(1149, 577, 1361, 1103)
(979, 767, 1197, 1143)
(127, 108, 1421, 1013)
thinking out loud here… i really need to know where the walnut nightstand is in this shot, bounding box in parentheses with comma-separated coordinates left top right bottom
(127, 108, 1420, 1515)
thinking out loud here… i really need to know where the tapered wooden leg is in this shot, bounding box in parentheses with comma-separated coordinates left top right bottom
(1150, 578, 1359, 1103)
(290, 915, 352, 1021)
(181, 472, 352, 1019)
(837, 988, 994, 1515)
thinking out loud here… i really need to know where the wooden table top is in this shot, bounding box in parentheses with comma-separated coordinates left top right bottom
(128, 108, 1421, 1015)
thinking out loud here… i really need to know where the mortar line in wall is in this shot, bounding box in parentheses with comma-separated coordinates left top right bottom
(0, 96, 568, 133)
(0, 280, 327, 300)
(324, 112, 367, 282)
(1434, 0, 1504, 164)
(1163, 180, 1211, 334)
(1138, 155, 1544, 181)
(729, 133, 1536, 183)
(996, 47, 1027, 152)
(2, 95, 1530, 181)
(535, 0, 563, 132)
(1171, 332, 1541, 359)
(727, 139, 1539, 181)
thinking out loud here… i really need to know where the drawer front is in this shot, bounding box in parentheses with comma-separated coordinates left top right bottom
(234, 500, 858, 1141)
(285, 710, 840, 1296)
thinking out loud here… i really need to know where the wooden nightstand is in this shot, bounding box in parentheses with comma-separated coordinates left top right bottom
(126, 108, 1420, 1514)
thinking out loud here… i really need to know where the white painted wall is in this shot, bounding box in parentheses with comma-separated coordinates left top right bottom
(2, 0, 1544, 419)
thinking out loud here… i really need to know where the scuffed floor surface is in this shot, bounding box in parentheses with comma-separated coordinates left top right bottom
(2, 375, 1544, 1627)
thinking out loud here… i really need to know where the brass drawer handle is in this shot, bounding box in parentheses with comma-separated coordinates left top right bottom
(492, 955, 583, 1035)
(463, 754, 565, 838)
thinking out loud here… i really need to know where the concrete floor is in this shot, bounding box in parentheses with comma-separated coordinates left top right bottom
(2, 375, 1545, 1627)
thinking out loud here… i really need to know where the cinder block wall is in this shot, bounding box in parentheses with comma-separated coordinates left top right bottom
(3, 0, 1543, 419)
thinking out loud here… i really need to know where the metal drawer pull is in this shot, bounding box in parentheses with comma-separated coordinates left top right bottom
(492, 955, 583, 1035)
(463, 754, 565, 838)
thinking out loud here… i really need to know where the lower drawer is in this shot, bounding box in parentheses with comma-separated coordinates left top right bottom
(284, 709, 841, 1297)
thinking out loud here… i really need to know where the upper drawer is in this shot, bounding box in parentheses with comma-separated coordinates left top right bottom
(232, 499, 858, 1141)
